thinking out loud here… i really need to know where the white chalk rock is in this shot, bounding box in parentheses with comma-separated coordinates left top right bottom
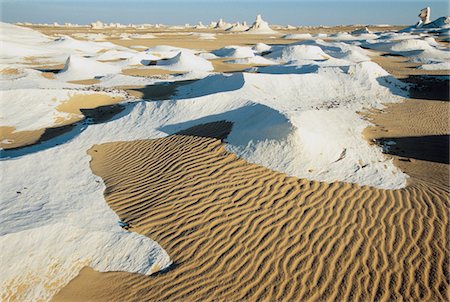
(267, 45, 330, 62)
(245, 14, 278, 34)
(90, 20, 104, 29)
(56, 54, 121, 81)
(215, 18, 231, 29)
(418, 7, 431, 26)
(157, 51, 214, 72)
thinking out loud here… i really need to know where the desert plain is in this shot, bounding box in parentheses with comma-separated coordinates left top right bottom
(0, 11, 449, 302)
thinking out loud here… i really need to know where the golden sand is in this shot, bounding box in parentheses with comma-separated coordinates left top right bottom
(66, 79, 101, 85)
(55, 116, 448, 301)
(0, 126, 45, 149)
(210, 58, 269, 73)
(0, 68, 21, 75)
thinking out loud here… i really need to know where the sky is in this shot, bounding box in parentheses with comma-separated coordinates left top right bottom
(1, 0, 449, 26)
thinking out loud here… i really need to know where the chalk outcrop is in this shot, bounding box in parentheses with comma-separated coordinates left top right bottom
(418, 7, 431, 26)
(215, 18, 231, 30)
(245, 15, 278, 34)
(401, 7, 450, 32)
(90, 20, 104, 29)
(226, 22, 249, 32)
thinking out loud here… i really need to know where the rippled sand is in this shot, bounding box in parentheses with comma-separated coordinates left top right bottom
(54, 109, 448, 301)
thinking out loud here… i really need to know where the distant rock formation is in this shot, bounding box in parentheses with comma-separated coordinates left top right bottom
(226, 22, 249, 32)
(107, 22, 126, 29)
(215, 18, 231, 29)
(418, 7, 431, 26)
(90, 20, 104, 29)
(245, 14, 278, 34)
(195, 21, 206, 29)
(400, 7, 449, 32)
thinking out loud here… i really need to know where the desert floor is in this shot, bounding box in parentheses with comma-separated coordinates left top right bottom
(2, 24, 448, 301)
(41, 26, 449, 301)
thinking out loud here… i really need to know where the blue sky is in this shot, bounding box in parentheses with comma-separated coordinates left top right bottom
(1, 1, 449, 26)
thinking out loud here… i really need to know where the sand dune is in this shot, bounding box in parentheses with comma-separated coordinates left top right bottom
(54, 119, 449, 301)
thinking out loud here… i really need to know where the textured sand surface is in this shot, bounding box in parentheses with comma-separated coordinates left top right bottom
(54, 112, 449, 301)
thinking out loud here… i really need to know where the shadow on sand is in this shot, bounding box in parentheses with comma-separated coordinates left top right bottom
(174, 120, 233, 141)
(377, 135, 449, 164)
(128, 73, 245, 101)
(402, 75, 449, 102)
(0, 104, 129, 160)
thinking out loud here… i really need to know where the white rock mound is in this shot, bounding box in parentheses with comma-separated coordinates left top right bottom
(125, 52, 160, 66)
(226, 22, 249, 32)
(267, 45, 331, 62)
(225, 56, 277, 65)
(90, 20, 104, 29)
(146, 45, 194, 59)
(213, 46, 255, 58)
(157, 51, 214, 72)
(56, 54, 122, 81)
(418, 61, 450, 70)
(252, 42, 272, 54)
(282, 33, 313, 40)
(172, 61, 408, 189)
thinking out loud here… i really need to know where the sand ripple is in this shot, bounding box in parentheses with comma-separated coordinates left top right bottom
(59, 122, 449, 301)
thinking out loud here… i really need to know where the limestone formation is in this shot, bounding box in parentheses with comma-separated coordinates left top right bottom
(245, 14, 278, 34)
(90, 20, 104, 29)
(418, 7, 431, 26)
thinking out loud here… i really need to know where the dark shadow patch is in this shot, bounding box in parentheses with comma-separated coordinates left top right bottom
(128, 73, 245, 101)
(159, 103, 291, 147)
(377, 135, 449, 164)
(80, 104, 125, 124)
(34, 67, 63, 74)
(39, 124, 77, 145)
(376, 75, 410, 97)
(254, 64, 320, 75)
(172, 73, 245, 100)
(175, 120, 233, 141)
(401, 75, 449, 102)
(380, 53, 404, 57)
(127, 80, 197, 101)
